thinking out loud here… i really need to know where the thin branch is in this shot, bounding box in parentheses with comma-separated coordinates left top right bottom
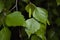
(10, 0, 18, 11)
(16, 0, 18, 11)
(10, 5, 16, 11)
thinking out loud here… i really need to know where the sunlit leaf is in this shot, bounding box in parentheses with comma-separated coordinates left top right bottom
(0, 27, 11, 40)
(35, 24, 46, 40)
(5, 11, 25, 27)
(25, 18, 40, 37)
(25, 3, 36, 18)
(33, 7, 48, 24)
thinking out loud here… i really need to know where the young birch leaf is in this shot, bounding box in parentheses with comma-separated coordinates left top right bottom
(25, 18, 40, 37)
(0, 1, 4, 13)
(0, 27, 11, 40)
(25, 3, 36, 18)
(33, 7, 48, 24)
(5, 11, 25, 27)
(35, 24, 46, 40)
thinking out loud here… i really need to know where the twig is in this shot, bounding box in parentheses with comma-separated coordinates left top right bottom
(10, 5, 16, 11)
(16, 0, 18, 11)
(10, 0, 18, 11)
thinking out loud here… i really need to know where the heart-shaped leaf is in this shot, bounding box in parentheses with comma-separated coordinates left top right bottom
(33, 7, 48, 24)
(5, 11, 25, 27)
(0, 27, 11, 40)
(25, 18, 40, 37)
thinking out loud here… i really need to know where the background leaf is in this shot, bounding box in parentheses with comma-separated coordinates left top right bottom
(0, 0, 15, 10)
(55, 18, 60, 26)
(47, 28, 59, 40)
(22, 0, 30, 3)
(0, 1, 4, 13)
(56, 0, 60, 6)
(4, 0, 15, 10)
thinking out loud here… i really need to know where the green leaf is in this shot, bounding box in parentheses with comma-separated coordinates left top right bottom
(0, 1, 4, 13)
(55, 18, 60, 26)
(31, 35, 41, 40)
(33, 7, 48, 24)
(56, 0, 60, 6)
(25, 3, 36, 18)
(35, 24, 46, 40)
(25, 18, 40, 37)
(0, 27, 11, 40)
(5, 11, 25, 27)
